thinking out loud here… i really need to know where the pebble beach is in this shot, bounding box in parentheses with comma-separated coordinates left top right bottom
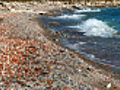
(0, 1, 120, 90)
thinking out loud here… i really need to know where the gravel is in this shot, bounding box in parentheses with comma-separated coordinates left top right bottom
(0, 1, 120, 90)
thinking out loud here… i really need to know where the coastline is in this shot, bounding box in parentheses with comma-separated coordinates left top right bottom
(37, 12, 120, 79)
(0, 1, 120, 89)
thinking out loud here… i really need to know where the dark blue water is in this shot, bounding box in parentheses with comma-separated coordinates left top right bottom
(39, 8, 120, 68)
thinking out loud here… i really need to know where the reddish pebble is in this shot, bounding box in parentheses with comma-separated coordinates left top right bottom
(106, 65, 111, 68)
(63, 87, 69, 90)
(114, 87, 117, 89)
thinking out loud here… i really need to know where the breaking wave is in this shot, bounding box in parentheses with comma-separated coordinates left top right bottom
(52, 14, 86, 19)
(70, 19, 118, 38)
(74, 8, 101, 13)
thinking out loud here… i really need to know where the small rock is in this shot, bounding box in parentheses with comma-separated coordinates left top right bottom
(63, 87, 69, 90)
(106, 83, 111, 89)
(39, 13, 44, 15)
(60, 50, 65, 53)
(53, 39, 59, 42)
(12, 5, 15, 8)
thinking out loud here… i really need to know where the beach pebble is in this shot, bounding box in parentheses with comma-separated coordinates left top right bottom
(63, 87, 69, 90)
(106, 83, 111, 89)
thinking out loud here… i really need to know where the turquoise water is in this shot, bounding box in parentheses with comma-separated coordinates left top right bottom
(84, 8, 120, 32)
(40, 7, 120, 68)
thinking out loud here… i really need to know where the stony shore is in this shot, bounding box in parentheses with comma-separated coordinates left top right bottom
(0, 1, 120, 90)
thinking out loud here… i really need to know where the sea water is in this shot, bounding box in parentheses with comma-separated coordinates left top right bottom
(39, 7, 120, 68)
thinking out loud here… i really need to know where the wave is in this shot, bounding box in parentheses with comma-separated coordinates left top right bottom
(74, 8, 101, 13)
(51, 14, 86, 19)
(69, 19, 118, 38)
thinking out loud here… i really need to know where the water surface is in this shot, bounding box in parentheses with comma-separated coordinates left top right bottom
(39, 7, 120, 68)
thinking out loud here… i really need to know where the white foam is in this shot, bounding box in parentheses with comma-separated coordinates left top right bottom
(78, 42, 87, 45)
(66, 42, 87, 52)
(70, 19, 117, 38)
(68, 24, 81, 29)
(67, 43, 79, 49)
(52, 14, 85, 19)
(74, 8, 101, 13)
(86, 54, 96, 60)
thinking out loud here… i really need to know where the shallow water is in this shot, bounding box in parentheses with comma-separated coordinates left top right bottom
(39, 7, 120, 68)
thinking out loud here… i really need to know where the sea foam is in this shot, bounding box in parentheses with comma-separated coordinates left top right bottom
(52, 14, 85, 19)
(70, 19, 117, 38)
(80, 19, 117, 38)
(74, 8, 101, 13)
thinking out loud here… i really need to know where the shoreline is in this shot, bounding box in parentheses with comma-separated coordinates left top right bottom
(35, 4, 120, 89)
(37, 14, 120, 79)
(0, 1, 120, 89)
